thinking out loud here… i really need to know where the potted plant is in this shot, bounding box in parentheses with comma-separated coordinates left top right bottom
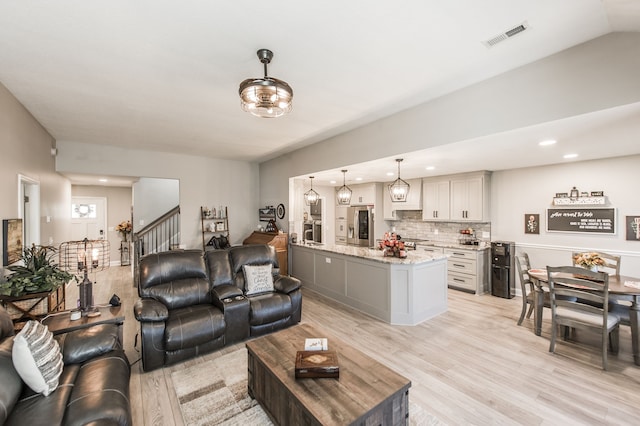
(0, 244, 75, 297)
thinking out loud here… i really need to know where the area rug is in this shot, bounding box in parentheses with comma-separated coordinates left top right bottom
(172, 348, 444, 425)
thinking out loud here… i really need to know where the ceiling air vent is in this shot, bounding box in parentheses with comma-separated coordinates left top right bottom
(483, 21, 529, 48)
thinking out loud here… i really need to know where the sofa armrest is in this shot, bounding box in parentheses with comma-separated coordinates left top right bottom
(58, 324, 120, 365)
(274, 275, 301, 294)
(212, 284, 243, 301)
(134, 298, 169, 322)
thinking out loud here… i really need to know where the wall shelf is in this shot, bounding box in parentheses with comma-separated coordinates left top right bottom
(552, 196, 606, 206)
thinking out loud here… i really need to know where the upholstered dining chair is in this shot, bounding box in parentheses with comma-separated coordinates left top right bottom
(572, 251, 621, 276)
(546, 265, 620, 370)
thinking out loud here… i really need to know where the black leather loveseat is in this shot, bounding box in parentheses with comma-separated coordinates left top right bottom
(133, 244, 301, 371)
(0, 306, 132, 425)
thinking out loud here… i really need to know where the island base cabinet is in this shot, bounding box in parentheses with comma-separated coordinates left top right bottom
(290, 245, 448, 325)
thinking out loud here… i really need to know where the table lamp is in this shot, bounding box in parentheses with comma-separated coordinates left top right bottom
(59, 238, 110, 316)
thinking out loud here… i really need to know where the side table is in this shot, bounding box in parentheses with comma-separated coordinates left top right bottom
(42, 305, 125, 342)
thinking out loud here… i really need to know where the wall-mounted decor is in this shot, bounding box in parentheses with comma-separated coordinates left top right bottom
(2, 219, 23, 266)
(552, 188, 606, 206)
(525, 214, 539, 234)
(626, 216, 640, 241)
(547, 208, 616, 234)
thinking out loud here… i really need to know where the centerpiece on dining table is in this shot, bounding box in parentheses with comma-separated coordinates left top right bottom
(379, 232, 407, 258)
(573, 252, 606, 272)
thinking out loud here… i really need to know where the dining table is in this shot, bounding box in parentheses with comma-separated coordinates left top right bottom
(528, 269, 640, 366)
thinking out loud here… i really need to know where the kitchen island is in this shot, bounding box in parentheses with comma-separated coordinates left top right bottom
(290, 243, 448, 325)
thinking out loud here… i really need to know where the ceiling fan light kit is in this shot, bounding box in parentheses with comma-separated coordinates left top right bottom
(239, 49, 293, 118)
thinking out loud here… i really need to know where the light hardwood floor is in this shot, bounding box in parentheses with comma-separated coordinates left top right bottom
(78, 266, 640, 425)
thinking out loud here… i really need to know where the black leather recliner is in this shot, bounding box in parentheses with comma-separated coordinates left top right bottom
(134, 245, 301, 372)
(0, 306, 132, 425)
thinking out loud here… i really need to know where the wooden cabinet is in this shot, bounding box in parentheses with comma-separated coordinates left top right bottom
(383, 178, 422, 219)
(201, 206, 230, 251)
(450, 173, 490, 221)
(242, 231, 288, 276)
(350, 183, 376, 205)
(444, 247, 489, 295)
(422, 179, 450, 220)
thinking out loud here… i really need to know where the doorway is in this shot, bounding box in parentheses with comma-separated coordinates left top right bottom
(18, 174, 40, 247)
(70, 197, 107, 241)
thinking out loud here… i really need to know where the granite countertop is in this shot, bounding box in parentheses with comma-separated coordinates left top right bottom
(291, 242, 448, 265)
(428, 242, 490, 251)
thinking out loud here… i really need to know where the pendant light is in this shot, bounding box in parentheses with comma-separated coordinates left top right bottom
(388, 159, 410, 202)
(239, 49, 293, 118)
(336, 170, 352, 205)
(304, 176, 320, 206)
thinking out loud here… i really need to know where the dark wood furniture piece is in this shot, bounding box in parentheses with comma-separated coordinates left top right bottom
(0, 285, 65, 329)
(42, 305, 125, 342)
(243, 231, 288, 276)
(246, 323, 411, 425)
(529, 269, 640, 366)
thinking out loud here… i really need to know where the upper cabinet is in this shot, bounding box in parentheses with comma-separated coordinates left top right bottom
(421, 172, 491, 222)
(383, 178, 423, 219)
(422, 179, 450, 220)
(449, 172, 491, 221)
(349, 183, 376, 205)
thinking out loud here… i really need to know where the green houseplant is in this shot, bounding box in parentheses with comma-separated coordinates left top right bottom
(0, 244, 75, 297)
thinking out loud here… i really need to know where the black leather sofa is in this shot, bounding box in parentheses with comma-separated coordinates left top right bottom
(133, 244, 302, 371)
(0, 306, 132, 425)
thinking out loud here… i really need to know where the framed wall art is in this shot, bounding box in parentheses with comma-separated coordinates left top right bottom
(525, 214, 539, 234)
(626, 216, 640, 241)
(3, 218, 23, 266)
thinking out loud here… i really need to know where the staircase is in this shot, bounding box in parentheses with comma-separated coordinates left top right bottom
(132, 205, 180, 284)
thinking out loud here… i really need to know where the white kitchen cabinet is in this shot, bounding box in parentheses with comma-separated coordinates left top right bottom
(383, 178, 422, 219)
(449, 172, 490, 221)
(350, 183, 376, 205)
(422, 179, 450, 220)
(335, 219, 347, 245)
(444, 247, 489, 295)
(335, 206, 348, 220)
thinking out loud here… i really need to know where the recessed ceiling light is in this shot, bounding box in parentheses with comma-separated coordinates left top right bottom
(563, 153, 578, 159)
(425, 166, 435, 171)
(539, 139, 557, 146)
(330, 180, 337, 184)
(99, 178, 108, 182)
(355, 177, 363, 181)
(386, 172, 394, 176)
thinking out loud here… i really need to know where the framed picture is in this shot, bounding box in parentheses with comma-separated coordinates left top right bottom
(3, 218, 23, 266)
(525, 214, 539, 234)
(626, 216, 640, 241)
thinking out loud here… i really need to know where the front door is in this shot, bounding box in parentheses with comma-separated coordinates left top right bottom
(70, 197, 107, 241)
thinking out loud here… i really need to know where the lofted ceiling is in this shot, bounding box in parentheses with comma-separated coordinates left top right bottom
(0, 1, 639, 186)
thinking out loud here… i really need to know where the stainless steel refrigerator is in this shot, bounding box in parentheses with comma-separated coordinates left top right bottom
(347, 206, 374, 247)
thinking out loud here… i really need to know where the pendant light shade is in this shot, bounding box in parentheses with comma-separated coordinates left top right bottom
(239, 49, 293, 118)
(388, 159, 410, 202)
(304, 176, 320, 206)
(336, 170, 352, 205)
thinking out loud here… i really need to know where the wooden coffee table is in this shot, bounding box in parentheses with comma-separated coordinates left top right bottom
(246, 323, 411, 425)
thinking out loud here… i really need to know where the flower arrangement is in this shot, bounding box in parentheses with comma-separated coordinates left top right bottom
(379, 232, 407, 258)
(573, 252, 606, 269)
(115, 220, 132, 241)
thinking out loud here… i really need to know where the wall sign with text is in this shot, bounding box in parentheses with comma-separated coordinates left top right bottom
(546, 208, 616, 234)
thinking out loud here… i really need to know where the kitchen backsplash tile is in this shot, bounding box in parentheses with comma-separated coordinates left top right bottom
(386, 213, 491, 245)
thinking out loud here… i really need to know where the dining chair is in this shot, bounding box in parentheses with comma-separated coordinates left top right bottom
(516, 253, 540, 325)
(572, 251, 621, 276)
(546, 265, 620, 370)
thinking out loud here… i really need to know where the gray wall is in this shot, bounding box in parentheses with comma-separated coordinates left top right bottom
(132, 177, 179, 232)
(259, 33, 640, 236)
(0, 82, 71, 275)
(56, 141, 259, 248)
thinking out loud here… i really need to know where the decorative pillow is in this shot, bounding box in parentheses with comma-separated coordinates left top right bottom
(12, 320, 64, 396)
(243, 264, 274, 296)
